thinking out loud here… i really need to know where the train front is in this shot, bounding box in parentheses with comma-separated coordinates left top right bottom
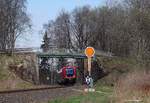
(57, 66, 77, 85)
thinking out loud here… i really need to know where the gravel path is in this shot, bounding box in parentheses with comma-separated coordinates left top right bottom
(0, 86, 82, 103)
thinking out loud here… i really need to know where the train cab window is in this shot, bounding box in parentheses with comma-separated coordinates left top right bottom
(66, 68, 74, 77)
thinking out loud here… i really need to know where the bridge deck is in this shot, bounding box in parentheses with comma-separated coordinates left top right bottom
(37, 53, 87, 59)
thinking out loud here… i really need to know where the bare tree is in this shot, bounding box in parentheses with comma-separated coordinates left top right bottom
(0, 0, 31, 53)
(41, 0, 150, 67)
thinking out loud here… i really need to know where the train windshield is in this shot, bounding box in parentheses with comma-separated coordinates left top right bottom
(66, 68, 74, 77)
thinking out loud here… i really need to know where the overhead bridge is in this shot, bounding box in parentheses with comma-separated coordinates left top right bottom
(36, 50, 113, 85)
(37, 53, 87, 59)
(36, 53, 87, 85)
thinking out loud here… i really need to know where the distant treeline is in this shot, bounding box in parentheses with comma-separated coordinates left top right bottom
(42, 0, 150, 64)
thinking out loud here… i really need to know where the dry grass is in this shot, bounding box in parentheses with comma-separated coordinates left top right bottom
(0, 54, 35, 90)
(0, 74, 34, 90)
(114, 71, 150, 103)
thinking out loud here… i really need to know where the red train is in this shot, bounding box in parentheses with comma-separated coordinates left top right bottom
(57, 66, 77, 85)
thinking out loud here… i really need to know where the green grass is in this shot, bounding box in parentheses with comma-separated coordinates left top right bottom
(49, 85, 113, 103)
(98, 56, 138, 70)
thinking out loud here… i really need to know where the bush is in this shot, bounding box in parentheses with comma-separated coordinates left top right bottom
(114, 71, 150, 103)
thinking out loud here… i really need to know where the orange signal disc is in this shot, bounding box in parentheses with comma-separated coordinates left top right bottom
(85, 47, 95, 57)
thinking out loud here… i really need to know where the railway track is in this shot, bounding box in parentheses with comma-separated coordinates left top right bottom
(0, 86, 65, 94)
(0, 86, 81, 103)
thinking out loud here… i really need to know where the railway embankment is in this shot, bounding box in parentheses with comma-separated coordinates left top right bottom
(0, 52, 143, 90)
(0, 53, 150, 102)
(0, 53, 37, 90)
(96, 56, 148, 85)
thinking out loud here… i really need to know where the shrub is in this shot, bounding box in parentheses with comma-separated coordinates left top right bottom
(114, 71, 150, 103)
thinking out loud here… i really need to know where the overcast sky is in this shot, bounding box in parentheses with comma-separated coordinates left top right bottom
(16, 0, 105, 48)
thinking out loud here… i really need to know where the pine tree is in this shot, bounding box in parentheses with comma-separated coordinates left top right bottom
(41, 31, 50, 52)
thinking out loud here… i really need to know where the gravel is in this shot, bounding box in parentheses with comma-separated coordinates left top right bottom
(0, 86, 82, 103)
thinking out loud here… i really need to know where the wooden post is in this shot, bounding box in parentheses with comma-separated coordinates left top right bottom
(88, 57, 92, 76)
(36, 56, 40, 84)
(85, 47, 95, 76)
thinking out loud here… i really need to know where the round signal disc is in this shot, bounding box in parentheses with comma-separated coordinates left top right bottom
(85, 47, 95, 58)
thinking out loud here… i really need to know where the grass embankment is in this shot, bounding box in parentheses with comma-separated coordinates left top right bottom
(0, 54, 34, 90)
(97, 56, 145, 85)
(114, 71, 150, 103)
(98, 56, 150, 103)
(49, 85, 113, 103)
(98, 56, 139, 71)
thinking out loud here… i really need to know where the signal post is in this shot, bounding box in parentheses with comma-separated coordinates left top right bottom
(84, 47, 95, 92)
